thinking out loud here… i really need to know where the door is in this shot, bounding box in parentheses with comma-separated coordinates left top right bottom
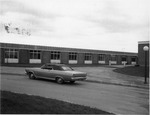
(37, 66, 55, 79)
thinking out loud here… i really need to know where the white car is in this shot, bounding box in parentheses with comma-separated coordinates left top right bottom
(25, 63, 87, 84)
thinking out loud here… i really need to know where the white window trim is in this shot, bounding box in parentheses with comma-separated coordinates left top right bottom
(29, 59, 41, 63)
(51, 59, 61, 64)
(131, 62, 136, 65)
(5, 58, 18, 63)
(69, 60, 77, 64)
(98, 61, 105, 64)
(121, 61, 127, 64)
(84, 60, 92, 64)
(110, 61, 117, 64)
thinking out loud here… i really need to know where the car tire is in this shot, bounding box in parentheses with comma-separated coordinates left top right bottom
(29, 73, 36, 79)
(56, 77, 64, 84)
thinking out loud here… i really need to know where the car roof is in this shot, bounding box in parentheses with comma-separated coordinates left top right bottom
(45, 63, 67, 66)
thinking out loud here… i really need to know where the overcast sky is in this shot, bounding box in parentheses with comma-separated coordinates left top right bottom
(0, 0, 149, 52)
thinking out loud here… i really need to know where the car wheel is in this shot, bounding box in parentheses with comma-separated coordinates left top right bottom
(29, 73, 35, 79)
(70, 81, 75, 83)
(56, 77, 64, 84)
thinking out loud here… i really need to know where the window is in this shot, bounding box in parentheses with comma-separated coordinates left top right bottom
(42, 65, 53, 70)
(98, 54, 105, 61)
(51, 51, 60, 60)
(122, 57, 127, 61)
(4, 49, 19, 63)
(53, 65, 62, 70)
(85, 53, 92, 60)
(5, 49, 19, 59)
(131, 57, 136, 62)
(61, 66, 73, 71)
(30, 50, 41, 59)
(29, 50, 41, 63)
(69, 52, 77, 60)
(131, 57, 137, 65)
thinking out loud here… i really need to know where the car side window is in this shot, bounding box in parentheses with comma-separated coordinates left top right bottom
(42, 65, 53, 70)
(46, 66, 53, 70)
(53, 65, 62, 70)
(41, 65, 46, 69)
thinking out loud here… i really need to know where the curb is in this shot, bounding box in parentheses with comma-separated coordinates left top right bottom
(85, 80, 149, 89)
(1, 73, 149, 89)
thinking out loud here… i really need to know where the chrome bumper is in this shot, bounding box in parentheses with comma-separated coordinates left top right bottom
(71, 77, 86, 81)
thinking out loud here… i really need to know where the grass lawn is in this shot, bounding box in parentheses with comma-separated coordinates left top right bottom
(1, 90, 113, 114)
(113, 66, 149, 77)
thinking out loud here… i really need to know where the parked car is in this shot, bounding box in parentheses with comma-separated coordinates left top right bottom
(25, 63, 87, 84)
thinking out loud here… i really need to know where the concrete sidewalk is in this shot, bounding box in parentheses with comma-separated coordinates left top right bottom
(1, 66, 149, 89)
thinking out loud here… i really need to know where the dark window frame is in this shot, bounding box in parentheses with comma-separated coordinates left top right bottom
(121, 57, 127, 61)
(131, 57, 136, 62)
(5, 48, 19, 59)
(85, 53, 92, 61)
(29, 50, 41, 59)
(51, 51, 61, 60)
(98, 54, 106, 61)
(69, 52, 77, 60)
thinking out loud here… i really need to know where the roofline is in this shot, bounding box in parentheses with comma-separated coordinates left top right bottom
(0, 42, 137, 56)
(138, 41, 149, 44)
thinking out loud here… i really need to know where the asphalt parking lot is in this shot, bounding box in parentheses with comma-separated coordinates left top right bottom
(1, 66, 149, 114)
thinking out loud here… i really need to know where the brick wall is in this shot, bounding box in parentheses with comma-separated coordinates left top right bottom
(92, 54, 98, 64)
(61, 52, 68, 64)
(19, 49, 29, 64)
(117, 55, 122, 65)
(0, 43, 138, 66)
(78, 53, 85, 64)
(42, 51, 50, 64)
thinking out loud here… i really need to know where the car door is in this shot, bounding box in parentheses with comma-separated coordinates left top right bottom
(52, 65, 65, 78)
(38, 65, 55, 79)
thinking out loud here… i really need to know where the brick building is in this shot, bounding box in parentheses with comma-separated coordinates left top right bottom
(0, 42, 138, 66)
(138, 41, 149, 66)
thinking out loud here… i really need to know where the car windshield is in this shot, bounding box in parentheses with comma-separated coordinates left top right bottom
(61, 66, 73, 71)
